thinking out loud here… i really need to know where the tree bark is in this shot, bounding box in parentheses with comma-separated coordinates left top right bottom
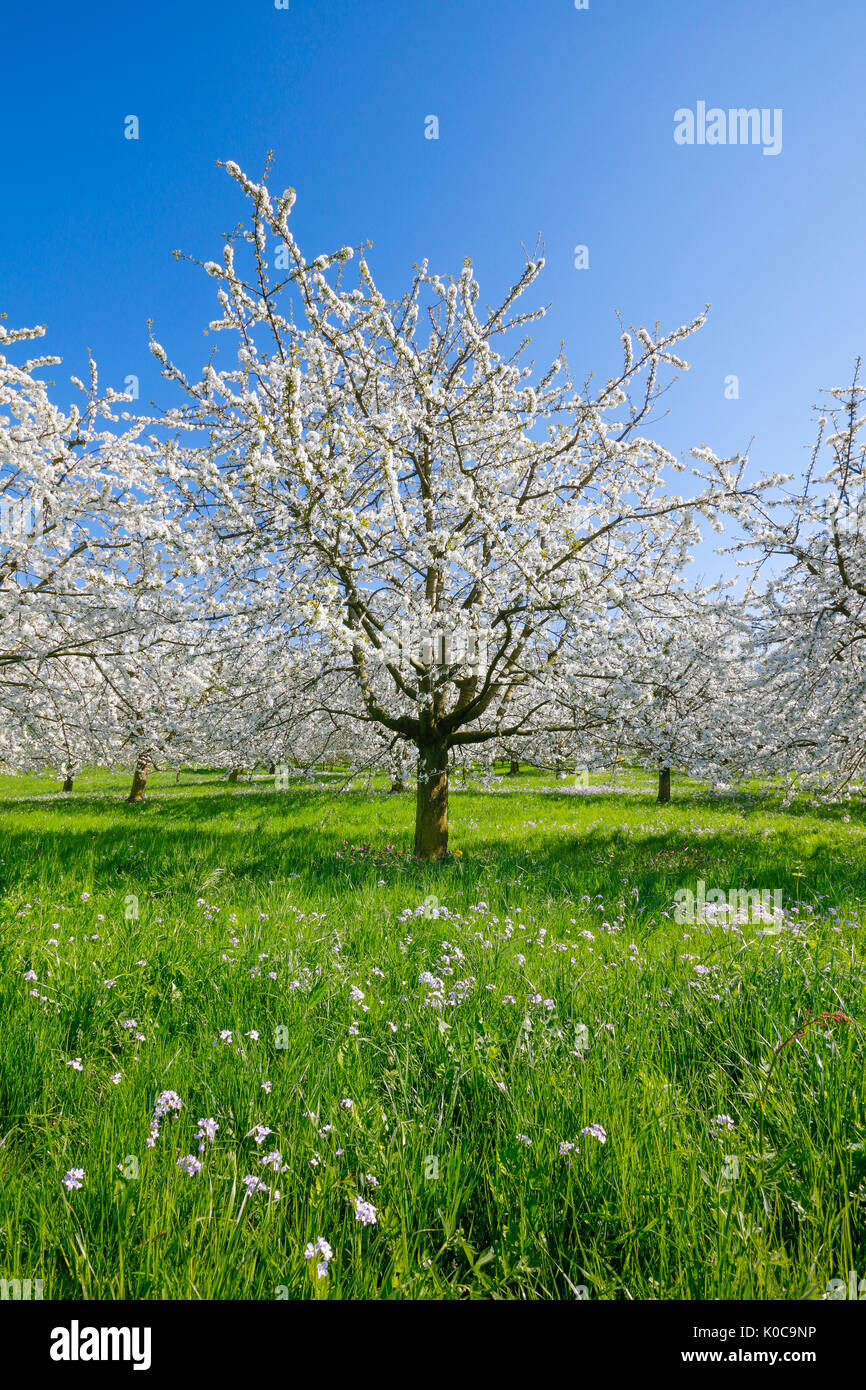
(414, 743, 449, 860)
(227, 767, 242, 783)
(657, 766, 671, 804)
(127, 757, 150, 803)
(509, 759, 520, 776)
(62, 775, 74, 792)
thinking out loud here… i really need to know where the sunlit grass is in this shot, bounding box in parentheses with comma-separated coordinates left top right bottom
(0, 768, 864, 1299)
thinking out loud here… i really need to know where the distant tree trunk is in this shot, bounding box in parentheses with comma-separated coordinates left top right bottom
(657, 766, 671, 804)
(227, 767, 241, 783)
(175, 767, 181, 784)
(509, 758, 520, 776)
(62, 775, 74, 792)
(127, 756, 150, 803)
(414, 743, 449, 860)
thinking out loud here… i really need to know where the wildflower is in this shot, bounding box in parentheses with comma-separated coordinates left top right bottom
(177, 1155, 203, 1176)
(354, 1195, 377, 1225)
(350, 985, 365, 1004)
(195, 1118, 219, 1149)
(149, 1089, 183, 1146)
(261, 1081, 272, 1094)
(247, 1124, 273, 1145)
(559, 1140, 578, 1155)
(581, 1123, 607, 1144)
(66, 1058, 83, 1071)
(516, 1133, 532, 1146)
(259, 1150, 283, 1170)
(110, 1073, 122, 1085)
(245, 1030, 260, 1041)
(62, 1168, 85, 1190)
(242, 1174, 269, 1195)
(711, 1113, 735, 1131)
(218, 1030, 233, 1044)
(304, 1236, 333, 1276)
(304, 1236, 333, 1261)
(23, 970, 37, 981)
(153, 1090, 182, 1117)
(339, 1098, 354, 1110)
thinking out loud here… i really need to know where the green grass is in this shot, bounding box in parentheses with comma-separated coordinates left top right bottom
(0, 766, 864, 1300)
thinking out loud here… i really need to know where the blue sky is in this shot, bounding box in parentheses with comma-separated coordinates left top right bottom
(3, 0, 864, 581)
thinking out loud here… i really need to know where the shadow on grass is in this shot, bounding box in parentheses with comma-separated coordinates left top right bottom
(1, 785, 864, 916)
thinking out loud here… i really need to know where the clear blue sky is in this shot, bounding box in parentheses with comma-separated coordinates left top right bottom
(3, 0, 864, 581)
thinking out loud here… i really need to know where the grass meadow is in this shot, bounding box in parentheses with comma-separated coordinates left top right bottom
(0, 766, 864, 1300)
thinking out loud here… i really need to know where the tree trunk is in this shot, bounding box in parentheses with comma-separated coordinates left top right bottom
(414, 743, 449, 860)
(657, 766, 671, 804)
(509, 759, 520, 776)
(127, 757, 150, 803)
(62, 775, 74, 792)
(227, 767, 241, 783)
